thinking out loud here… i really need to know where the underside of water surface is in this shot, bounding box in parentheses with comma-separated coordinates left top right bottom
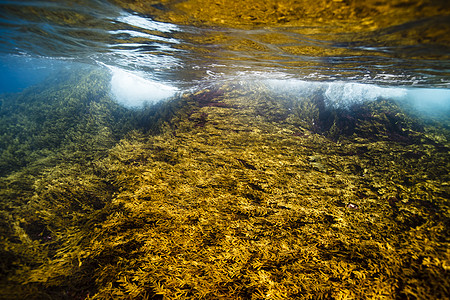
(1, 0, 449, 86)
(0, 0, 449, 300)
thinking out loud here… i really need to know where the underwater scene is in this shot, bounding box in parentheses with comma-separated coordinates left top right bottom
(0, 0, 449, 299)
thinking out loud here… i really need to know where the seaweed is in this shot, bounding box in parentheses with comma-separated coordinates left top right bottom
(0, 76, 449, 299)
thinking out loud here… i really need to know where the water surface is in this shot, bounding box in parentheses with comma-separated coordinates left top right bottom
(1, 0, 449, 88)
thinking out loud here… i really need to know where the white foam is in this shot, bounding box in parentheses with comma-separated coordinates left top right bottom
(264, 79, 408, 108)
(323, 82, 407, 108)
(107, 65, 178, 107)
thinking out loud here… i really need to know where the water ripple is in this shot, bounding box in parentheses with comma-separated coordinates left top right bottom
(0, 0, 449, 87)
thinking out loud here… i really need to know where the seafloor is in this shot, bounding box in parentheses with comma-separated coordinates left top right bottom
(0, 68, 449, 299)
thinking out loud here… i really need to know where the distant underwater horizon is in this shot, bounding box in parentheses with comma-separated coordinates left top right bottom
(0, 0, 449, 299)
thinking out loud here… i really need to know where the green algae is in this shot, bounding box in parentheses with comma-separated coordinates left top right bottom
(0, 73, 449, 299)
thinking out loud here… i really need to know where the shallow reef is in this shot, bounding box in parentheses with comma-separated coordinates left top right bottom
(0, 70, 449, 299)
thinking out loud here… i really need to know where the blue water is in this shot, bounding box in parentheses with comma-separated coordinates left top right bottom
(0, 55, 69, 93)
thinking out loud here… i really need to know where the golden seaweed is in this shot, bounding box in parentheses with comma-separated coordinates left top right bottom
(0, 70, 449, 300)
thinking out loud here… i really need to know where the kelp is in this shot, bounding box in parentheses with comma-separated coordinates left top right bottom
(0, 76, 449, 299)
